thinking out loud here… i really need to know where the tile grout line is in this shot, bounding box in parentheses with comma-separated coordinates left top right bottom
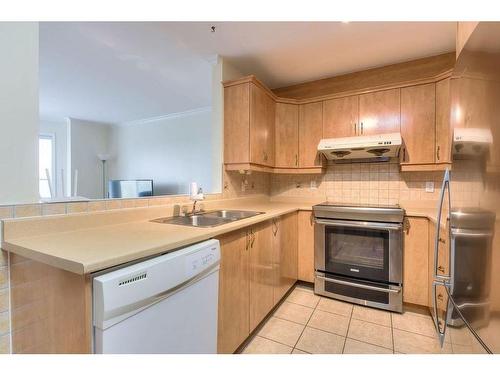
(390, 313, 395, 354)
(291, 294, 319, 352)
(341, 305, 354, 353)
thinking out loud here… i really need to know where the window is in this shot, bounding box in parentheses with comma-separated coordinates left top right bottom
(39, 134, 55, 199)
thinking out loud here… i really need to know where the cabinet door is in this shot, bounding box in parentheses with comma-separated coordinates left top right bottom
(275, 103, 299, 168)
(298, 102, 323, 167)
(272, 213, 298, 304)
(249, 221, 275, 332)
(323, 95, 359, 138)
(401, 83, 436, 164)
(359, 88, 401, 135)
(403, 217, 429, 306)
(216, 228, 250, 353)
(436, 79, 452, 163)
(250, 83, 275, 167)
(224, 83, 250, 164)
(297, 211, 315, 283)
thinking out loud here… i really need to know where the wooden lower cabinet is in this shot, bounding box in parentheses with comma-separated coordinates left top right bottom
(216, 228, 250, 354)
(217, 215, 299, 353)
(272, 212, 298, 305)
(403, 217, 429, 306)
(297, 210, 315, 283)
(249, 221, 275, 332)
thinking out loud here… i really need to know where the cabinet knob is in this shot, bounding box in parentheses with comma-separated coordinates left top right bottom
(439, 237, 446, 244)
(438, 265, 445, 273)
(438, 293, 444, 301)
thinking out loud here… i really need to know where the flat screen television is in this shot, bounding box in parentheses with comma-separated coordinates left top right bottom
(108, 179, 153, 198)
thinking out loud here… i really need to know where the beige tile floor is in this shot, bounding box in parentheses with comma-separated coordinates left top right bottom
(241, 284, 483, 354)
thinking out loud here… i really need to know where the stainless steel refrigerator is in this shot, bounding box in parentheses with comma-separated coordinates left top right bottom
(430, 22, 500, 354)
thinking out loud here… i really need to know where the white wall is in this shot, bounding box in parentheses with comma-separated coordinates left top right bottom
(210, 57, 244, 194)
(108, 109, 212, 196)
(68, 118, 111, 199)
(0, 22, 39, 204)
(39, 119, 68, 197)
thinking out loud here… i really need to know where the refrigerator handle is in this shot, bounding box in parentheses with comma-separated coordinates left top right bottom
(432, 280, 450, 347)
(433, 168, 452, 281)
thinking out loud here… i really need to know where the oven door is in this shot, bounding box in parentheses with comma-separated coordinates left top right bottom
(315, 219, 403, 284)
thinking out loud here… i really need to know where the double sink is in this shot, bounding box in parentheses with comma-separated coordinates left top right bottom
(151, 210, 265, 228)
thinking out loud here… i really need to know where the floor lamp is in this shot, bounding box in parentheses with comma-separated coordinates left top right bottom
(98, 153, 110, 199)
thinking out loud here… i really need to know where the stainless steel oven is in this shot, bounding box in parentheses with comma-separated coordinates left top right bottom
(313, 203, 404, 312)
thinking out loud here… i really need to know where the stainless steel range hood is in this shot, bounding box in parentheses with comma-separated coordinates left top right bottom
(317, 132, 402, 161)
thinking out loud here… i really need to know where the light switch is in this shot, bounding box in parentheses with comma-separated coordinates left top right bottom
(425, 181, 434, 193)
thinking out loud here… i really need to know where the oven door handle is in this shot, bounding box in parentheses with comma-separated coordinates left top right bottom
(315, 274, 402, 294)
(314, 219, 402, 231)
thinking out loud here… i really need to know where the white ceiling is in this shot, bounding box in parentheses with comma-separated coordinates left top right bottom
(39, 22, 456, 124)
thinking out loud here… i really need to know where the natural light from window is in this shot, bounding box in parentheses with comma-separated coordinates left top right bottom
(39, 135, 54, 199)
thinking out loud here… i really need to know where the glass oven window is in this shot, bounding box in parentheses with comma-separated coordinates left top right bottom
(325, 226, 389, 281)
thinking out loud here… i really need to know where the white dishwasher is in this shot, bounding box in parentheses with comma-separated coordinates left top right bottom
(93, 239, 220, 354)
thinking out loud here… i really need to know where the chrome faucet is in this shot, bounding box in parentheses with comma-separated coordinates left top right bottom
(189, 186, 204, 215)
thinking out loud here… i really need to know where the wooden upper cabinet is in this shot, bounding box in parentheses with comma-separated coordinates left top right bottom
(358, 88, 401, 135)
(275, 103, 299, 168)
(298, 102, 323, 167)
(224, 83, 250, 164)
(250, 83, 276, 167)
(400, 83, 436, 164)
(435, 79, 452, 163)
(323, 95, 359, 138)
(223, 82, 275, 167)
(216, 228, 250, 354)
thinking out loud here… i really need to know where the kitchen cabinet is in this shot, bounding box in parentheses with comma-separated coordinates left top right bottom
(400, 83, 436, 165)
(224, 81, 275, 168)
(323, 95, 359, 138)
(297, 210, 315, 283)
(435, 78, 452, 164)
(216, 228, 250, 354)
(298, 102, 324, 167)
(249, 221, 275, 332)
(272, 212, 298, 304)
(275, 103, 299, 168)
(427, 218, 450, 312)
(358, 88, 401, 135)
(403, 217, 429, 306)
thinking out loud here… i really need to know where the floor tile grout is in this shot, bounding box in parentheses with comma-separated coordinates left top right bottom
(291, 296, 318, 351)
(341, 305, 354, 353)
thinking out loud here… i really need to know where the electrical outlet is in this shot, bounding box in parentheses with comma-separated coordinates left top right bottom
(310, 180, 317, 189)
(425, 181, 434, 193)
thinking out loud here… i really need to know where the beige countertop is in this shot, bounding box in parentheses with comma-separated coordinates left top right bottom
(2, 200, 312, 275)
(1, 197, 440, 275)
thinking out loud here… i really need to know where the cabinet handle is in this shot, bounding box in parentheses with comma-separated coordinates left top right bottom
(354, 123, 356, 135)
(403, 218, 410, 234)
(438, 293, 444, 301)
(438, 237, 446, 244)
(295, 154, 298, 166)
(361, 122, 363, 135)
(272, 219, 279, 236)
(437, 146, 440, 161)
(250, 229, 255, 248)
(438, 265, 445, 273)
(245, 231, 250, 251)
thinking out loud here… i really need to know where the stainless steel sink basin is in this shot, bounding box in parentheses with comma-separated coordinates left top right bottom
(202, 210, 265, 220)
(151, 215, 231, 228)
(151, 210, 265, 228)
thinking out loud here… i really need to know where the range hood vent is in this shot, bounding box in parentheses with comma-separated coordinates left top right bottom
(318, 133, 402, 162)
(453, 128, 492, 159)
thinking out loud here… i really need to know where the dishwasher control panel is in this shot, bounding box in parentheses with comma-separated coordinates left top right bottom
(185, 245, 219, 278)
